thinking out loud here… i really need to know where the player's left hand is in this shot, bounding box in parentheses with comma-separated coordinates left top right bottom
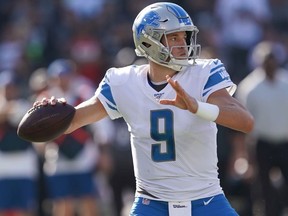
(159, 75, 198, 113)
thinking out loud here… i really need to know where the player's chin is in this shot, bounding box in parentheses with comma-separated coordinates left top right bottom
(174, 50, 188, 58)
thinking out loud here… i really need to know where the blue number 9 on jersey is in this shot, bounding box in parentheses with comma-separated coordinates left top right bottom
(150, 109, 176, 162)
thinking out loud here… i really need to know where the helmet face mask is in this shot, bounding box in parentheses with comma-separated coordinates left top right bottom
(132, 2, 201, 71)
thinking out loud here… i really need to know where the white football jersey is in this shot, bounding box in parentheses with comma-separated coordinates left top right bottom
(95, 59, 236, 201)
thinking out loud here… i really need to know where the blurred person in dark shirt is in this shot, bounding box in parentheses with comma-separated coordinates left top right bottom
(0, 70, 39, 216)
(93, 117, 135, 216)
(34, 59, 102, 216)
(236, 41, 288, 216)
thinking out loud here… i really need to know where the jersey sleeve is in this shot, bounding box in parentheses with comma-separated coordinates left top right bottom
(95, 68, 123, 120)
(201, 59, 237, 102)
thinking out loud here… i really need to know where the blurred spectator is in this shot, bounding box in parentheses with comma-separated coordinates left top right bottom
(269, 0, 288, 35)
(214, 0, 271, 84)
(28, 67, 50, 216)
(69, 25, 104, 86)
(183, 0, 218, 48)
(0, 24, 25, 72)
(0, 70, 39, 216)
(94, 118, 135, 216)
(62, 0, 105, 20)
(35, 59, 101, 216)
(28, 67, 49, 102)
(0, 1, 14, 33)
(200, 46, 253, 216)
(236, 41, 288, 216)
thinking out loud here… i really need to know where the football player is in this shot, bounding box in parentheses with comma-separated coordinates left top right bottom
(38, 2, 254, 216)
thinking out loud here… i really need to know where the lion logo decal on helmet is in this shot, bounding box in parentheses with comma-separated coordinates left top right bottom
(136, 11, 160, 39)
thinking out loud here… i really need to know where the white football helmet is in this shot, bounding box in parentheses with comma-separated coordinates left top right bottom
(132, 2, 200, 71)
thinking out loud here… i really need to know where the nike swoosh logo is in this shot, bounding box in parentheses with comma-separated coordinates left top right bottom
(203, 196, 215, 205)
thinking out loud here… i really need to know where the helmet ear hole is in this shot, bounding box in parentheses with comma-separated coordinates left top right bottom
(142, 42, 151, 48)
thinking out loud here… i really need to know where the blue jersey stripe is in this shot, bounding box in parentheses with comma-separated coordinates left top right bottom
(204, 70, 230, 90)
(202, 89, 212, 97)
(210, 64, 224, 74)
(106, 102, 118, 111)
(100, 82, 116, 107)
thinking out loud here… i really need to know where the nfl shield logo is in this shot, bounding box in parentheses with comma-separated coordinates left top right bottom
(142, 198, 150, 205)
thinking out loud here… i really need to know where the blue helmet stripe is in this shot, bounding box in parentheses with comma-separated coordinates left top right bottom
(166, 4, 192, 25)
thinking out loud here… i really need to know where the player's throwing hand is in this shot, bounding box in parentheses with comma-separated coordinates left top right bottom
(159, 75, 198, 113)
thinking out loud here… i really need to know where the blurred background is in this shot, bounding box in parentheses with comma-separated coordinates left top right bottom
(0, 0, 288, 216)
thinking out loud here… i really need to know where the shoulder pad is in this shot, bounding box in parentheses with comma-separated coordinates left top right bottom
(203, 58, 225, 74)
(209, 58, 223, 67)
(104, 66, 135, 86)
(198, 58, 223, 67)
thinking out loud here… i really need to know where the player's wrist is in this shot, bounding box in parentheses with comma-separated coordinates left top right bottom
(195, 101, 219, 121)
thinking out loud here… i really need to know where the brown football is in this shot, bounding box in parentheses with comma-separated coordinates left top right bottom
(17, 102, 76, 142)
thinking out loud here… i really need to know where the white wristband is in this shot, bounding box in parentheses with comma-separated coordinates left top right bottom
(195, 101, 219, 121)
